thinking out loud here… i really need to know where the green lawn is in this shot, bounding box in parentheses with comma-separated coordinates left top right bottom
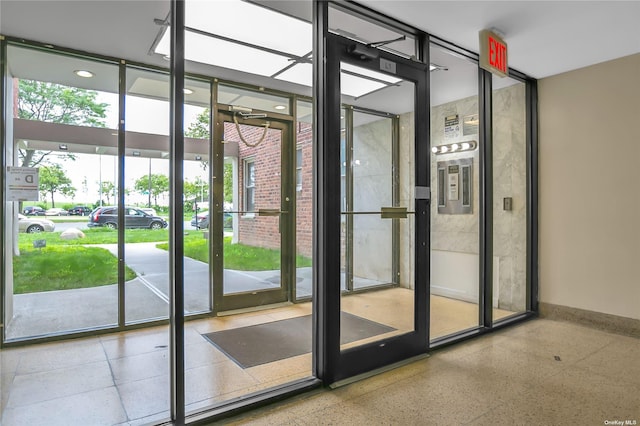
(13, 246, 136, 294)
(19, 227, 169, 245)
(14, 229, 312, 294)
(157, 235, 312, 271)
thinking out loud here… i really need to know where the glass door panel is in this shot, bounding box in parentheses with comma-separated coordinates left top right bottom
(213, 110, 291, 312)
(351, 111, 394, 291)
(339, 91, 415, 351)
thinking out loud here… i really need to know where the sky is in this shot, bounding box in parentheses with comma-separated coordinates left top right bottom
(39, 93, 209, 207)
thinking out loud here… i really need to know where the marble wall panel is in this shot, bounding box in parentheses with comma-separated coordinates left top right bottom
(352, 117, 393, 282)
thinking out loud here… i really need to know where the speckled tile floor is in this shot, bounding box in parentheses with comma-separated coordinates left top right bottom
(222, 319, 640, 426)
(3, 293, 635, 426)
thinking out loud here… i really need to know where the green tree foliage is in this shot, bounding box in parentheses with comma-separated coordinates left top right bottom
(223, 162, 233, 204)
(17, 79, 109, 167)
(39, 165, 76, 207)
(184, 176, 209, 203)
(185, 109, 233, 205)
(185, 108, 210, 139)
(99, 181, 116, 205)
(134, 174, 170, 206)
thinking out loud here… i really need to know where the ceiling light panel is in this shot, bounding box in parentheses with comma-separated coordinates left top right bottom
(218, 84, 290, 114)
(340, 73, 386, 98)
(185, 0, 312, 57)
(341, 63, 401, 84)
(156, 31, 292, 76)
(274, 63, 312, 87)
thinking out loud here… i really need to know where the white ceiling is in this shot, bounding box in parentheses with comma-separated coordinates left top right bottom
(360, 1, 640, 79)
(1, 0, 639, 114)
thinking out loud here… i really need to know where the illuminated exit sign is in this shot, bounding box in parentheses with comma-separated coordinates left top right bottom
(479, 29, 508, 77)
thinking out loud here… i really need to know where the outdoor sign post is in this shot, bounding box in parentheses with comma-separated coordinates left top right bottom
(6, 166, 40, 201)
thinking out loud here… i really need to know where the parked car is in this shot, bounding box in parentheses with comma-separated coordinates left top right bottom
(17, 214, 55, 233)
(140, 207, 157, 216)
(190, 211, 232, 230)
(22, 206, 45, 216)
(45, 207, 69, 216)
(191, 211, 209, 229)
(88, 206, 168, 229)
(68, 206, 92, 216)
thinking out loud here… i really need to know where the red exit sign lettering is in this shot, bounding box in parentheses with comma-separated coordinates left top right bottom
(479, 29, 508, 77)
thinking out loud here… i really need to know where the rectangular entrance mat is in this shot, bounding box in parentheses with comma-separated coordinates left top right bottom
(202, 312, 396, 368)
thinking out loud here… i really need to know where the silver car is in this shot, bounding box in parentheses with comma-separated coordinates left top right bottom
(18, 214, 56, 233)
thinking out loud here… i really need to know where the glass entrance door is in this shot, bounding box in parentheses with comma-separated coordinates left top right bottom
(212, 108, 294, 312)
(323, 33, 430, 383)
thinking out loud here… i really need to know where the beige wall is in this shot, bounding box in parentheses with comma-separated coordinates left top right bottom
(538, 53, 640, 320)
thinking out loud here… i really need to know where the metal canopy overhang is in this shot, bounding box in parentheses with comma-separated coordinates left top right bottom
(12, 118, 238, 160)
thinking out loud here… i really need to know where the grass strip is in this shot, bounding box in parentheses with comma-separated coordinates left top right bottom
(13, 245, 136, 294)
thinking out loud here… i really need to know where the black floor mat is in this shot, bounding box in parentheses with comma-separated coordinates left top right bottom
(202, 312, 396, 368)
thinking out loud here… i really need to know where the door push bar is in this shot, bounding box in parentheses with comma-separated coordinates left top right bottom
(224, 209, 288, 217)
(340, 207, 412, 219)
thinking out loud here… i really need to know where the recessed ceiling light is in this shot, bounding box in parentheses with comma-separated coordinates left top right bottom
(274, 105, 286, 110)
(74, 70, 94, 78)
(183, 88, 194, 95)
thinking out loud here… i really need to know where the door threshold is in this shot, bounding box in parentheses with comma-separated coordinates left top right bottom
(329, 353, 430, 389)
(217, 301, 294, 317)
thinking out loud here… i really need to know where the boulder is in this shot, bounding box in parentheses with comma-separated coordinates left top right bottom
(60, 228, 86, 240)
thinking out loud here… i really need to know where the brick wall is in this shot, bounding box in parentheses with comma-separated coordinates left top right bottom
(230, 121, 313, 258)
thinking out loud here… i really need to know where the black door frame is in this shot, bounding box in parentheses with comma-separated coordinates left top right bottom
(316, 31, 430, 384)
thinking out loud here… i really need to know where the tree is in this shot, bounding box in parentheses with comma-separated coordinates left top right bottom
(39, 165, 76, 207)
(17, 79, 108, 167)
(185, 109, 233, 205)
(134, 174, 169, 206)
(99, 181, 116, 205)
(223, 162, 233, 204)
(185, 108, 210, 139)
(184, 176, 209, 203)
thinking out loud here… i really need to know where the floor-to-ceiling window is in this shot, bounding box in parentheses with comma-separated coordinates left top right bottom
(1, 1, 537, 424)
(4, 45, 121, 340)
(428, 42, 485, 339)
(492, 75, 528, 319)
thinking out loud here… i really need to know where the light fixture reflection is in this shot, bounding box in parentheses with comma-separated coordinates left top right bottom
(74, 70, 94, 78)
(432, 141, 477, 155)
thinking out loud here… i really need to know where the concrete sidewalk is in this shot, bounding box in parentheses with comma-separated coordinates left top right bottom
(5, 242, 313, 340)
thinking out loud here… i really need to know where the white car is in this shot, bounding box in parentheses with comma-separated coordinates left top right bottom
(18, 214, 56, 233)
(45, 207, 69, 216)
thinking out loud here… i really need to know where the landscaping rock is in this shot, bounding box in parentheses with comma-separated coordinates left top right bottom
(60, 228, 86, 240)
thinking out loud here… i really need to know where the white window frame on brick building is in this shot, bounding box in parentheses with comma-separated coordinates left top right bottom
(244, 159, 256, 216)
(296, 147, 303, 192)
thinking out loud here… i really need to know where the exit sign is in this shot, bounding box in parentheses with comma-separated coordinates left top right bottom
(479, 29, 508, 77)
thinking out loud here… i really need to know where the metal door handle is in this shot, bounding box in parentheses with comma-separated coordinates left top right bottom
(224, 209, 288, 216)
(340, 207, 412, 219)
